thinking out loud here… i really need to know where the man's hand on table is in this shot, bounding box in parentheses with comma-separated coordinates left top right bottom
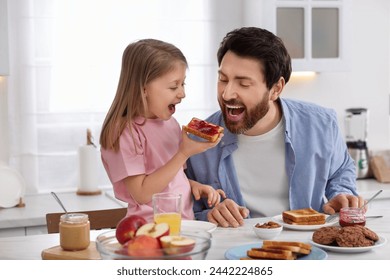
(323, 193, 366, 214)
(207, 198, 249, 228)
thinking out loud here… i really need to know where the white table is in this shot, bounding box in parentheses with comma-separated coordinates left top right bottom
(0, 179, 388, 237)
(0, 208, 388, 260)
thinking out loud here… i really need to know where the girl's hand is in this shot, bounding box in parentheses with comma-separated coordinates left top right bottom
(191, 181, 226, 207)
(178, 127, 223, 158)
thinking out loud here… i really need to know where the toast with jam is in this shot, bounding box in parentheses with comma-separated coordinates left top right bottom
(183, 117, 224, 142)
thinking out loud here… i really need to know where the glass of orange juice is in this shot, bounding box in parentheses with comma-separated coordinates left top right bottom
(152, 193, 182, 235)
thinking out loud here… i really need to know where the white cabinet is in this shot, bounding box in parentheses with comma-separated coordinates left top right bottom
(0, 0, 9, 75)
(26, 226, 48, 235)
(0, 226, 48, 237)
(0, 227, 25, 237)
(257, 0, 351, 72)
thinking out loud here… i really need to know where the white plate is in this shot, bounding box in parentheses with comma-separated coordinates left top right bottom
(181, 220, 217, 233)
(272, 214, 338, 231)
(225, 242, 327, 260)
(310, 236, 387, 253)
(0, 166, 25, 208)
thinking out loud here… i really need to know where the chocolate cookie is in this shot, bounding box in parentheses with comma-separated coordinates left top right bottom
(312, 226, 340, 245)
(336, 226, 374, 247)
(355, 225, 379, 241)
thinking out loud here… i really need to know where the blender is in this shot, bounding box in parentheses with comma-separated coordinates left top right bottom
(344, 108, 370, 179)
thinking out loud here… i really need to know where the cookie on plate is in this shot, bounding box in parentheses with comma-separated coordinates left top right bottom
(312, 226, 340, 245)
(336, 226, 374, 247)
(355, 225, 379, 241)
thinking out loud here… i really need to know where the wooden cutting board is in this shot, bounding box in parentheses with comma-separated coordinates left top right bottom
(41, 241, 101, 260)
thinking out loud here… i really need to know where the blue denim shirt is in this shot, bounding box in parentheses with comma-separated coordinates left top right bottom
(186, 98, 357, 221)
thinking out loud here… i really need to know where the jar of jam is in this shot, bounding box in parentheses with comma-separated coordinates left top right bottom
(59, 213, 90, 251)
(339, 207, 366, 227)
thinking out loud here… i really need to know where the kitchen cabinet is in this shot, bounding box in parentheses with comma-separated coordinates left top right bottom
(0, 226, 47, 237)
(0, 227, 25, 237)
(261, 0, 351, 72)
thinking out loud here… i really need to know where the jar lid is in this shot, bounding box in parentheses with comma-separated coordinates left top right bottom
(60, 213, 89, 224)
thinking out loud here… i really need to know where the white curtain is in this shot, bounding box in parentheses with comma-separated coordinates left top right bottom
(6, 0, 222, 194)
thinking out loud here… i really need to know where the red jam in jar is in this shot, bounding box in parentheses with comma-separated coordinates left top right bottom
(339, 207, 366, 227)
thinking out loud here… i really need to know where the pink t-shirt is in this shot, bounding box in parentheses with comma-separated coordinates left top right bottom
(101, 117, 194, 222)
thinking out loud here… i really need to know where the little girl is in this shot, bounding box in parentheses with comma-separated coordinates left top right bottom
(100, 39, 224, 222)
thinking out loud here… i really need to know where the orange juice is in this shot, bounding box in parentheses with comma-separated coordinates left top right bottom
(154, 212, 181, 235)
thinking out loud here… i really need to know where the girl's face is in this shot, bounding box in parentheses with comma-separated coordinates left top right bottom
(144, 61, 186, 120)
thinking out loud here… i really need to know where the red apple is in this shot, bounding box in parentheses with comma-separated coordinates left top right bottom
(115, 215, 147, 244)
(160, 235, 196, 255)
(126, 235, 163, 257)
(135, 222, 170, 241)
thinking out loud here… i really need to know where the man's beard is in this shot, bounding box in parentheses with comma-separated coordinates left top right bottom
(220, 94, 270, 134)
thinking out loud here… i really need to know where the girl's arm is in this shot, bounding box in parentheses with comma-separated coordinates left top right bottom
(124, 129, 223, 204)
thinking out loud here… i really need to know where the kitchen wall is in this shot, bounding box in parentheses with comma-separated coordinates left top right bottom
(0, 77, 9, 164)
(179, 0, 390, 151)
(285, 0, 390, 151)
(2, 0, 390, 193)
(241, 0, 390, 151)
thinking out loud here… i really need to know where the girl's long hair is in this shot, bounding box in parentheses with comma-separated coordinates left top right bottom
(100, 39, 187, 151)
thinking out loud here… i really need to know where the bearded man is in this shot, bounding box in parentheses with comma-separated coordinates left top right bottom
(185, 27, 363, 227)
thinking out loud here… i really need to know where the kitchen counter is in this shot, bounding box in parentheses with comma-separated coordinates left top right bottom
(0, 188, 125, 237)
(355, 179, 390, 209)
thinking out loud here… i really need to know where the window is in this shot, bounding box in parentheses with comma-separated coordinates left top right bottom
(7, 0, 220, 193)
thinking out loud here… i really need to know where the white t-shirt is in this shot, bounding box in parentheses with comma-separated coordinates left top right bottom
(232, 119, 289, 217)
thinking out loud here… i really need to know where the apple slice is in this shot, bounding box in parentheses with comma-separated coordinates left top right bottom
(115, 215, 147, 244)
(160, 235, 196, 255)
(135, 222, 170, 240)
(126, 235, 163, 258)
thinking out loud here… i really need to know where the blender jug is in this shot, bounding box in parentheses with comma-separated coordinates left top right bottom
(344, 108, 370, 179)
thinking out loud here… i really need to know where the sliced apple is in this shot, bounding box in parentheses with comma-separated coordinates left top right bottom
(126, 235, 163, 257)
(115, 215, 147, 244)
(135, 222, 170, 240)
(160, 235, 196, 255)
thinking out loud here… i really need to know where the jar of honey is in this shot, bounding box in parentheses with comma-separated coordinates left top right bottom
(59, 213, 90, 251)
(339, 207, 366, 227)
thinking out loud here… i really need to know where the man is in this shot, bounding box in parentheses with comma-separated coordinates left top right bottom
(185, 27, 363, 227)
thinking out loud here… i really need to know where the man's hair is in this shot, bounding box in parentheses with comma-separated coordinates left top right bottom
(217, 27, 292, 90)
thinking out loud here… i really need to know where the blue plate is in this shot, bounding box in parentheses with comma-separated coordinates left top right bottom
(225, 242, 328, 260)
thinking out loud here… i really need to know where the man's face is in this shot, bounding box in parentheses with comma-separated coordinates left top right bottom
(217, 51, 272, 134)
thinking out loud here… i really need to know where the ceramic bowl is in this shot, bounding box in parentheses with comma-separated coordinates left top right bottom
(252, 222, 283, 240)
(96, 229, 211, 260)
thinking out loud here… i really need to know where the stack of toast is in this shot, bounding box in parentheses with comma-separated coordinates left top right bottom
(282, 208, 326, 225)
(244, 241, 312, 260)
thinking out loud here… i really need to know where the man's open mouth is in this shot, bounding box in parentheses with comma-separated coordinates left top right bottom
(226, 104, 245, 116)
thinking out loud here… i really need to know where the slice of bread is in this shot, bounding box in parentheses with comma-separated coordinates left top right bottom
(183, 117, 224, 142)
(262, 240, 312, 252)
(246, 247, 296, 260)
(243, 241, 312, 260)
(261, 245, 311, 255)
(283, 217, 326, 225)
(282, 208, 325, 225)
